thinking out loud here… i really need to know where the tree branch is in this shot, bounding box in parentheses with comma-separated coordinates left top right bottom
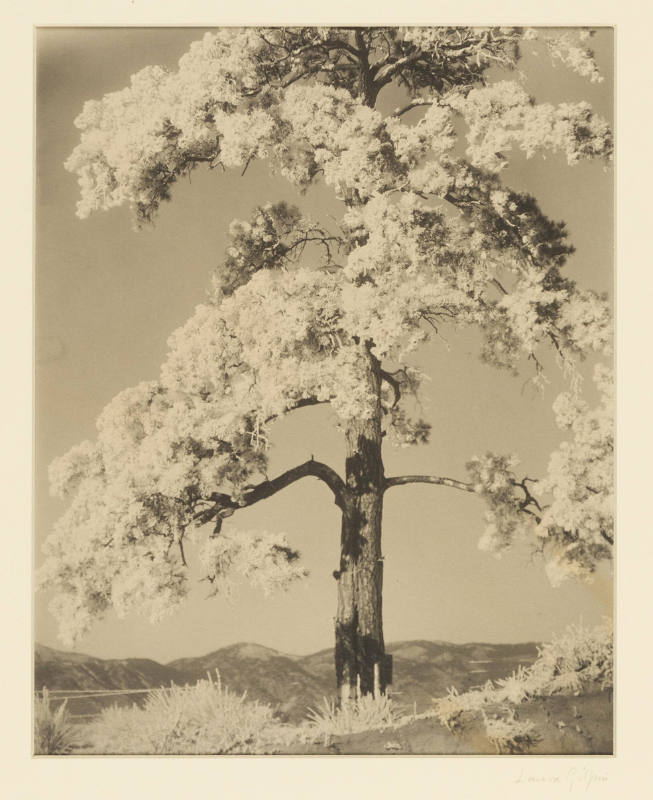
(511, 477, 543, 521)
(373, 50, 423, 84)
(391, 99, 435, 117)
(380, 369, 401, 408)
(178, 538, 188, 567)
(385, 473, 614, 551)
(285, 397, 331, 414)
(196, 459, 349, 526)
(240, 155, 254, 177)
(384, 474, 476, 493)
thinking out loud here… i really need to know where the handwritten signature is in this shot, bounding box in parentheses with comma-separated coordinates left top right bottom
(516, 766, 608, 792)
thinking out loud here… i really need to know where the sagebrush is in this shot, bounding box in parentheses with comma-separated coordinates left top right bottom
(87, 671, 279, 754)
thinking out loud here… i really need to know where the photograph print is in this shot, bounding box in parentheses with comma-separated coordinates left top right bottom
(35, 26, 614, 755)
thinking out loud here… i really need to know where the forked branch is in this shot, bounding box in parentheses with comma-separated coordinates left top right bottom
(380, 369, 402, 408)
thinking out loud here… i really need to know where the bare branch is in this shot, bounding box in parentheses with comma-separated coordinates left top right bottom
(391, 99, 435, 117)
(283, 232, 343, 263)
(384, 474, 476, 493)
(511, 477, 543, 522)
(178, 538, 188, 567)
(285, 397, 332, 414)
(373, 50, 423, 84)
(196, 459, 349, 526)
(380, 369, 401, 408)
(240, 155, 254, 177)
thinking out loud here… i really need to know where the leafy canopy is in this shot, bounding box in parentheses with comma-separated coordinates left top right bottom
(41, 27, 613, 644)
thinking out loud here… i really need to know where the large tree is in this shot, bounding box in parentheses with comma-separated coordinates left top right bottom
(39, 27, 613, 699)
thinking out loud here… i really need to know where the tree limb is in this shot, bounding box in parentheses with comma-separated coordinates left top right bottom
(373, 50, 423, 84)
(384, 472, 614, 552)
(196, 459, 349, 526)
(285, 397, 331, 413)
(384, 474, 476, 493)
(178, 538, 188, 567)
(511, 477, 543, 521)
(391, 99, 435, 117)
(380, 369, 401, 408)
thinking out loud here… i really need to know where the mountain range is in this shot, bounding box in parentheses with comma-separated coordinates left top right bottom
(35, 639, 539, 723)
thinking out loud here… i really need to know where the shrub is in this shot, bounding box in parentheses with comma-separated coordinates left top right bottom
(34, 688, 79, 755)
(532, 619, 613, 691)
(433, 683, 496, 732)
(88, 671, 277, 754)
(432, 620, 613, 748)
(482, 708, 539, 754)
(306, 693, 401, 745)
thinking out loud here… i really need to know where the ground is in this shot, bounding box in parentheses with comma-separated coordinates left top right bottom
(277, 688, 613, 756)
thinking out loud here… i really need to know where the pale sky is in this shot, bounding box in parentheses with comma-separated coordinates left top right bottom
(35, 27, 614, 663)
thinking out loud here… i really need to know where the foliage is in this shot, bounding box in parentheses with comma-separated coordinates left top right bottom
(537, 366, 614, 584)
(34, 688, 79, 755)
(469, 365, 614, 584)
(40, 26, 613, 646)
(547, 30, 605, 84)
(87, 671, 277, 754)
(528, 619, 613, 692)
(432, 620, 613, 735)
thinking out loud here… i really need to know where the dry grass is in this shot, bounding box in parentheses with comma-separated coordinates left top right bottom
(34, 688, 79, 755)
(432, 619, 612, 750)
(306, 693, 402, 745)
(87, 670, 278, 754)
(481, 707, 539, 754)
(81, 678, 406, 754)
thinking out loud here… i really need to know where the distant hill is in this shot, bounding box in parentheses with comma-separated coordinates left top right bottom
(35, 639, 539, 722)
(34, 644, 186, 716)
(168, 643, 327, 720)
(385, 640, 539, 712)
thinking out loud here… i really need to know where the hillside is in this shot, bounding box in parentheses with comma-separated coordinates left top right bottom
(168, 643, 327, 720)
(386, 640, 539, 712)
(35, 644, 187, 715)
(35, 639, 539, 722)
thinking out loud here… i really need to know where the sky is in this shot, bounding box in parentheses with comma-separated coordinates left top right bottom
(34, 27, 614, 664)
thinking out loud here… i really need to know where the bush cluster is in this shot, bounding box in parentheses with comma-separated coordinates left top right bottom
(432, 620, 612, 751)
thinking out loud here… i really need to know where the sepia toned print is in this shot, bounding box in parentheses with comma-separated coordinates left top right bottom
(35, 26, 613, 755)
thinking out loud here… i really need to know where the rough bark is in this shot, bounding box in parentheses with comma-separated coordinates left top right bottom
(355, 29, 380, 107)
(332, 37, 385, 697)
(334, 345, 386, 700)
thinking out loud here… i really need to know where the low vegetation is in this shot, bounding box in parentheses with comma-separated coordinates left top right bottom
(306, 692, 401, 746)
(480, 708, 539, 754)
(432, 620, 612, 752)
(86, 671, 279, 755)
(34, 688, 79, 755)
(81, 672, 404, 754)
(36, 622, 612, 755)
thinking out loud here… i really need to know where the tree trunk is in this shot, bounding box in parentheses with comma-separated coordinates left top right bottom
(355, 29, 380, 108)
(334, 346, 386, 700)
